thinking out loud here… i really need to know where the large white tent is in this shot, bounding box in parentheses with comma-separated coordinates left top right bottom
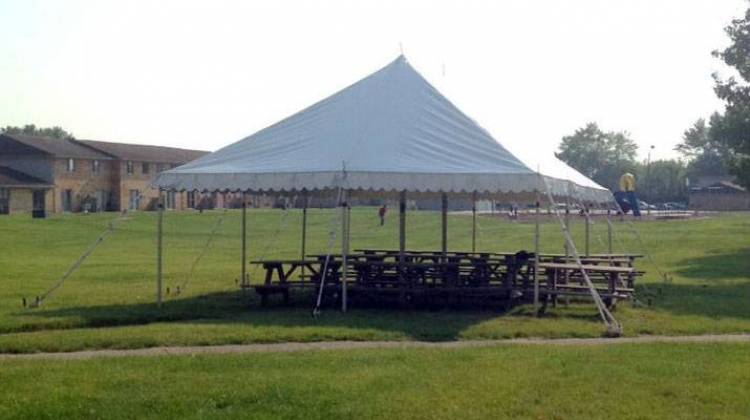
(154, 55, 611, 203)
(152, 55, 621, 332)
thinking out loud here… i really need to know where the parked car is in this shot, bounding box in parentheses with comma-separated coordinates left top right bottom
(638, 200, 657, 210)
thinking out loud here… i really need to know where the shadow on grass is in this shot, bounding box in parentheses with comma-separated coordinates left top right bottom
(642, 282, 750, 320)
(13, 290, 533, 341)
(671, 248, 750, 281)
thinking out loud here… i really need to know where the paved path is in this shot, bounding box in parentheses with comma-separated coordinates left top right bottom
(2, 334, 749, 361)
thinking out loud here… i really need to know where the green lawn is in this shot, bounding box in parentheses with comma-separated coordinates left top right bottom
(0, 209, 748, 353)
(1, 343, 749, 419)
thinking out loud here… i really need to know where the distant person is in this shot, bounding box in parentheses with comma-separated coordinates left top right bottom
(378, 204, 387, 226)
(619, 172, 641, 217)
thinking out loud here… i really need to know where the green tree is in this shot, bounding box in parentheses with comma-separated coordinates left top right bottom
(0, 124, 74, 139)
(675, 114, 730, 180)
(556, 122, 639, 190)
(635, 159, 688, 203)
(712, 6, 750, 189)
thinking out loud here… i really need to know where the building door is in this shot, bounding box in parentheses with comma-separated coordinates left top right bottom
(32, 190, 46, 218)
(0, 188, 9, 215)
(128, 190, 140, 210)
(61, 189, 73, 212)
(165, 191, 175, 209)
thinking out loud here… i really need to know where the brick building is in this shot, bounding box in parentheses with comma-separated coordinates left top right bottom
(0, 134, 207, 215)
(689, 176, 750, 211)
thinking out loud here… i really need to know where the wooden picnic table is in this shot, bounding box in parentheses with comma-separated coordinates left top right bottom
(247, 249, 641, 309)
(250, 259, 342, 305)
(538, 262, 635, 307)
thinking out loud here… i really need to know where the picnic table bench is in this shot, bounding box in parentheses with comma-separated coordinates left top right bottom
(250, 259, 342, 305)
(538, 262, 635, 308)
(246, 249, 641, 309)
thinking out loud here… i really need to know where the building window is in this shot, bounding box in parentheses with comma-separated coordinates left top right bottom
(61, 189, 73, 212)
(128, 190, 140, 210)
(92, 160, 100, 174)
(142, 162, 150, 174)
(0, 188, 9, 215)
(126, 161, 134, 175)
(187, 191, 196, 209)
(166, 191, 175, 209)
(67, 158, 75, 172)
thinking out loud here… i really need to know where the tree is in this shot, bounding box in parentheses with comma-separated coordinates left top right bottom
(711, 6, 750, 189)
(635, 159, 688, 203)
(675, 114, 730, 180)
(0, 124, 74, 139)
(556, 122, 639, 191)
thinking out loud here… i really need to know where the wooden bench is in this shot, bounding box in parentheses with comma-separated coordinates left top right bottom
(250, 259, 341, 305)
(538, 262, 635, 307)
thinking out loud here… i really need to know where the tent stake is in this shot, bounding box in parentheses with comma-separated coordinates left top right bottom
(156, 190, 164, 308)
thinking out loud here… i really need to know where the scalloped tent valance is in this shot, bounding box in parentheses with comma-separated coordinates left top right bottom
(154, 55, 612, 203)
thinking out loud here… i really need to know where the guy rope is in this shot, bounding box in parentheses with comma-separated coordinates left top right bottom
(540, 176, 622, 336)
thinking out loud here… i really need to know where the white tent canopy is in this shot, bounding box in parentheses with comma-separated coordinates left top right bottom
(155, 55, 612, 203)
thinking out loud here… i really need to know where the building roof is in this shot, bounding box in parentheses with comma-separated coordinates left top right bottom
(0, 134, 111, 160)
(78, 140, 208, 164)
(0, 166, 52, 188)
(703, 181, 747, 192)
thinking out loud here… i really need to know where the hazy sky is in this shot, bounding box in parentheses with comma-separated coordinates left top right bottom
(0, 0, 745, 160)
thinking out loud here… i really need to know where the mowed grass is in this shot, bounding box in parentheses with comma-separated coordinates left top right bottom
(0, 208, 748, 353)
(1, 343, 749, 419)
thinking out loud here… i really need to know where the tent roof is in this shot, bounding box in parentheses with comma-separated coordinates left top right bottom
(155, 55, 611, 202)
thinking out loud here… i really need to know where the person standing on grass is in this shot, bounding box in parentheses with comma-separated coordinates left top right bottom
(619, 172, 641, 218)
(378, 204, 387, 226)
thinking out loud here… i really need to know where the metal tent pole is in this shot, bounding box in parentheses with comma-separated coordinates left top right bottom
(241, 192, 247, 287)
(533, 197, 540, 313)
(300, 193, 308, 279)
(607, 210, 613, 254)
(399, 191, 406, 261)
(471, 192, 477, 253)
(156, 190, 164, 308)
(585, 206, 591, 257)
(441, 193, 448, 258)
(341, 190, 349, 312)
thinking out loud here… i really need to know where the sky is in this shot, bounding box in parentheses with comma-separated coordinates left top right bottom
(0, 0, 746, 161)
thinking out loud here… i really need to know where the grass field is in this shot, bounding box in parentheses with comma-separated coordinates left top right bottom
(1, 343, 749, 419)
(0, 209, 748, 353)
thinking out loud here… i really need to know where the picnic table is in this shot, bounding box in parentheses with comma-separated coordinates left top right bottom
(250, 259, 342, 305)
(247, 248, 641, 308)
(538, 262, 635, 308)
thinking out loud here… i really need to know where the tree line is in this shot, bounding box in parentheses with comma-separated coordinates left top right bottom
(557, 4, 750, 202)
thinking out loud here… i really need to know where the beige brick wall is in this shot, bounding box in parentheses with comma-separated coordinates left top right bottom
(8, 189, 32, 213)
(690, 192, 750, 211)
(52, 157, 118, 212)
(117, 161, 189, 211)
